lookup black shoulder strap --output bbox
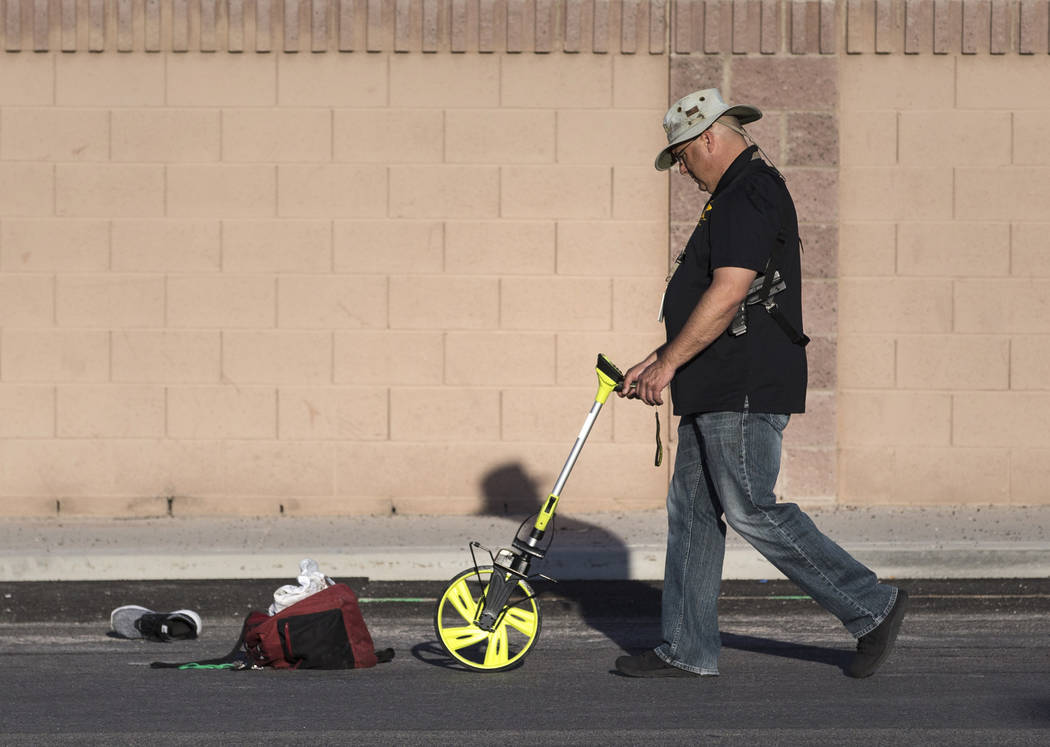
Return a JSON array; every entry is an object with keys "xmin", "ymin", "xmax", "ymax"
[
  {"xmin": 765, "ymin": 301, "xmax": 811, "ymax": 347},
  {"xmin": 756, "ymin": 231, "xmax": 810, "ymax": 348}
]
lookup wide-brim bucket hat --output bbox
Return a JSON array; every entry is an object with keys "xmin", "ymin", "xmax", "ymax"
[{"xmin": 654, "ymin": 88, "xmax": 762, "ymax": 171}]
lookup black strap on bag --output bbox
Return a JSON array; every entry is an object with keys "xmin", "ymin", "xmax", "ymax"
[{"xmin": 150, "ymin": 615, "xmax": 254, "ymax": 670}]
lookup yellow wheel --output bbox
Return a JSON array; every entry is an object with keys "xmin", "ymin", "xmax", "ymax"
[{"xmin": 433, "ymin": 565, "xmax": 542, "ymax": 672}]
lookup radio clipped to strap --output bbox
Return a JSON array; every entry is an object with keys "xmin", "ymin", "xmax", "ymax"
[
  {"xmin": 729, "ymin": 268, "xmax": 785, "ymax": 337},
  {"xmin": 728, "ymin": 234, "xmax": 809, "ymax": 347}
]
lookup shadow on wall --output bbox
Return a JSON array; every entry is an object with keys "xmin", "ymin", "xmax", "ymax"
[{"xmin": 479, "ymin": 462, "xmax": 663, "ymax": 653}]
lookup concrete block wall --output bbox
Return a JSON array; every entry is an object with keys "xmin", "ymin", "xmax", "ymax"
[
  {"xmin": 838, "ymin": 45, "xmax": 1050, "ymax": 506},
  {"xmin": 0, "ymin": 0, "xmax": 1048, "ymax": 517},
  {"xmin": 0, "ymin": 2, "xmax": 678, "ymax": 518}
]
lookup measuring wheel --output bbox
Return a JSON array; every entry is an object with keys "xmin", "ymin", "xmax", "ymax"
[
  {"xmin": 433, "ymin": 355, "xmax": 624, "ymax": 674},
  {"xmin": 433, "ymin": 565, "xmax": 542, "ymax": 672}
]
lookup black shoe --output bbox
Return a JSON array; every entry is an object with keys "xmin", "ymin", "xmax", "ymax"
[
  {"xmin": 615, "ymin": 649, "xmax": 698, "ymax": 678},
  {"xmin": 848, "ymin": 589, "xmax": 909, "ymax": 678}
]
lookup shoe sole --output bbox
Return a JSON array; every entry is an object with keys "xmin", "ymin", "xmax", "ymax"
[
  {"xmin": 110, "ymin": 605, "xmax": 152, "ymax": 639},
  {"xmin": 617, "ymin": 667, "xmax": 698, "ymax": 678},
  {"xmin": 615, "ymin": 654, "xmax": 700, "ymax": 678}
]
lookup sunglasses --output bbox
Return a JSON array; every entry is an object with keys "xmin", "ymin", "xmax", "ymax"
[{"xmin": 669, "ymin": 137, "xmax": 697, "ymax": 165}]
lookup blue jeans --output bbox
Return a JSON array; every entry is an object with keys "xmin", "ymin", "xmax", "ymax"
[{"xmin": 655, "ymin": 408, "xmax": 897, "ymax": 675}]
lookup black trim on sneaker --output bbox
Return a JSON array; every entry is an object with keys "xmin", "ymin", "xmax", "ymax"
[{"xmin": 135, "ymin": 612, "xmax": 199, "ymax": 642}]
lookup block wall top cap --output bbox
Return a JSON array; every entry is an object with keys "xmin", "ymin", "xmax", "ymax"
[{"xmin": 655, "ymin": 89, "xmax": 762, "ymax": 172}]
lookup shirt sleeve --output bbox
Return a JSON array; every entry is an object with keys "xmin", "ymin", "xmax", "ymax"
[{"xmin": 708, "ymin": 176, "xmax": 780, "ymax": 274}]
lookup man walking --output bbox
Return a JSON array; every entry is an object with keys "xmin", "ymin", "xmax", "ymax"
[{"xmin": 614, "ymin": 89, "xmax": 908, "ymax": 679}]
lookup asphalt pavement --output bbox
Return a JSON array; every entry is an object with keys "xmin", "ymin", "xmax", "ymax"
[
  {"xmin": 2, "ymin": 589, "xmax": 1048, "ymax": 745},
  {"xmin": 3, "ymin": 504, "xmax": 1049, "ymax": 743}
]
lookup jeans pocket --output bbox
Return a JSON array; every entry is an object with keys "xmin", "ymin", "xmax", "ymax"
[{"xmin": 760, "ymin": 413, "xmax": 790, "ymax": 432}]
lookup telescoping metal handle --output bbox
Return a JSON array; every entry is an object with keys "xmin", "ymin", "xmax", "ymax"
[{"xmin": 532, "ymin": 355, "xmax": 624, "ymax": 534}]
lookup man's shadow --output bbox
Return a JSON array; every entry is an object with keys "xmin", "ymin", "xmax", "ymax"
[
  {"xmin": 719, "ymin": 632, "xmax": 850, "ymax": 672},
  {"xmin": 478, "ymin": 463, "xmax": 662, "ymax": 653}
]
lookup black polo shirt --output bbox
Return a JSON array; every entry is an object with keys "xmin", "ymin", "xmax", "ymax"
[{"xmin": 661, "ymin": 145, "xmax": 807, "ymax": 415}]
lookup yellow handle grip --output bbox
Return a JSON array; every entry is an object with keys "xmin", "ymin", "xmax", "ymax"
[{"xmin": 595, "ymin": 353, "xmax": 625, "ymax": 405}]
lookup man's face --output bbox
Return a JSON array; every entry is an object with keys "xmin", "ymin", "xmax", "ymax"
[{"xmin": 672, "ymin": 131, "xmax": 715, "ymax": 193}]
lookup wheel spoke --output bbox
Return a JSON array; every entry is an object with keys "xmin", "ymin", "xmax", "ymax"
[
  {"xmin": 483, "ymin": 623, "xmax": 510, "ymax": 669},
  {"xmin": 444, "ymin": 577, "xmax": 480, "ymax": 624},
  {"xmin": 440, "ymin": 625, "xmax": 491, "ymax": 653},
  {"xmin": 502, "ymin": 606, "xmax": 538, "ymax": 638}
]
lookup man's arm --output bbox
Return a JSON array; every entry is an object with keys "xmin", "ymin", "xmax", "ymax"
[{"xmin": 621, "ymin": 266, "xmax": 757, "ymax": 406}]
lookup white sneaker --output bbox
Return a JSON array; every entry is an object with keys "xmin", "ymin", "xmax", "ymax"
[{"xmin": 110, "ymin": 605, "xmax": 202, "ymax": 641}]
